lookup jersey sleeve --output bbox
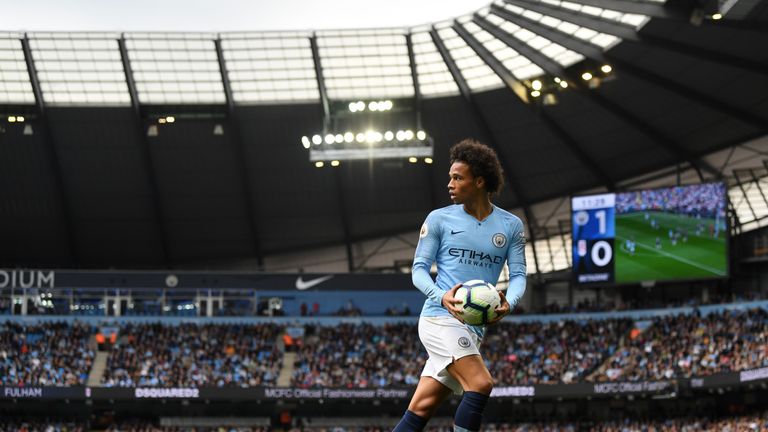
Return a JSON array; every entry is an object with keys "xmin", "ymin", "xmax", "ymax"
[
  {"xmin": 506, "ymin": 218, "xmax": 527, "ymax": 307},
  {"xmin": 411, "ymin": 211, "xmax": 443, "ymax": 303}
]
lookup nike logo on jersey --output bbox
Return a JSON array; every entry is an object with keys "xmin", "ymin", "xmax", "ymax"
[
  {"xmin": 295, "ymin": 275, "xmax": 334, "ymax": 290},
  {"xmin": 451, "ymin": 230, "xmax": 465, "ymax": 235}
]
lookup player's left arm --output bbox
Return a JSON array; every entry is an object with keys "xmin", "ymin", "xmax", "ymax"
[
  {"xmin": 491, "ymin": 219, "xmax": 527, "ymax": 323},
  {"xmin": 505, "ymin": 218, "xmax": 527, "ymax": 308}
]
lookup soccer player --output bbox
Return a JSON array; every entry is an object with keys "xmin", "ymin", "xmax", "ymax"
[{"xmin": 393, "ymin": 139, "xmax": 527, "ymax": 432}]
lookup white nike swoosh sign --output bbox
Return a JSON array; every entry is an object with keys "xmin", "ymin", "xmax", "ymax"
[{"xmin": 295, "ymin": 275, "xmax": 334, "ymax": 290}]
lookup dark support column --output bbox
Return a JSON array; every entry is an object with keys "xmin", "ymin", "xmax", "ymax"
[
  {"xmin": 22, "ymin": 35, "xmax": 78, "ymax": 267},
  {"xmin": 215, "ymin": 38, "xmax": 263, "ymax": 268},
  {"xmin": 407, "ymin": 32, "xmax": 437, "ymax": 209},
  {"xmin": 118, "ymin": 35, "xmax": 171, "ymax": 267},
  {"xmin": 310, "ymin": 34, "xmax": 353, "ymax": 271}
]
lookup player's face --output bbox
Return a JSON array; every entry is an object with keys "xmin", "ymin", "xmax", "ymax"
[{"xmin": 448, "ymin": 162, "xmax": 482, "ymax": 204}]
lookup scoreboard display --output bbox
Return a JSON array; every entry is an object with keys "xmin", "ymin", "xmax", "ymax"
[{"xmin": 571, "ymin": 183, "xmax": 728, "ymax": 285}]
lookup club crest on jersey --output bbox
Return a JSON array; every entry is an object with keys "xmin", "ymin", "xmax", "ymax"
[
  {"xmin": 419, "ymin": 224, "xmax": 429, "ymax": 239},
  {"xmin": 492, "ymin": 233, "xmax": 507, "ymax": 248},
  {"xmin": 458, "ymin": 337, "xmax": 471, "ymax": 348}
]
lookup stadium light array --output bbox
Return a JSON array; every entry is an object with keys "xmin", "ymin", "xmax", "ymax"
[
  {"xmin": 348, "ymin": 100, "xmax": 393, "ymax": 113},
  {"xmin": 601, "ymin": 65, "xmax": 613, "ymax": 74},
  {"xmin": 582, "ymin": 72, "xmax": 593, "ymax": 81},
  {"xmin": 7, "ymin": 116, "xmax": 25, "ymax": 123},
  {"xmin": 303, "ymin": 128, "xmax": 433, "ymax": 163},
  {"xmin": 711, "ymin": 12, "xmax": 722, "ymax": 19}
]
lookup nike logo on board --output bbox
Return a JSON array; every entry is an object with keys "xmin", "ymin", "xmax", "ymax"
[{"xmin": 295, "ymin": 275, "xmax": 334, "ymax": 290}]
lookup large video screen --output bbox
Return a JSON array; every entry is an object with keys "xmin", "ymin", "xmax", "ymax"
[{"xmin": 572, "ymin": 183, "xmax": 728, "ymax": 284}]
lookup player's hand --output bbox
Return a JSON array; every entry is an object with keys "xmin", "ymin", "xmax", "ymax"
[
  {"xmin": 442, "ymin": 283, "xmax": 465, "ymax": 323},
  {"xmin": 488, "ymin": 290, "xmax": 510, "ymax": 325}
]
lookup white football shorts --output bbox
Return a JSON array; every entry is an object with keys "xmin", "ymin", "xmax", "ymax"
[{"xmin": 418, "ymin": 316, "xmax": 482, "ymax": 395}]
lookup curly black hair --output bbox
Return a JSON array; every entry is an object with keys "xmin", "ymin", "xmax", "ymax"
[{"xmin": 449, "ymin": 139, "xmax": 504, "ymax": 195}]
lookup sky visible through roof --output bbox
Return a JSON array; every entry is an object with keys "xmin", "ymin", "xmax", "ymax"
[{"xmin": 1, "ymin": 0, "xmax": 492, "ymax": 32}]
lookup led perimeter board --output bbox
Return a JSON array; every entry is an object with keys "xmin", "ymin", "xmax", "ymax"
[{"xmin": 572, "ymin": 183, "xmax": 728, "ymax": 285}]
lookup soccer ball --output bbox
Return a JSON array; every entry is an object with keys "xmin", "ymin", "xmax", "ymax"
[{"xmin": 454, "ymin": 280, "xmax": 502, "ymax": 325}]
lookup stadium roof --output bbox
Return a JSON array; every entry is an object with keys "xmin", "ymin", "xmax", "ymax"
[{"xmin": 0, "ymin": 0, "xmax": 767, "ymax": 270}]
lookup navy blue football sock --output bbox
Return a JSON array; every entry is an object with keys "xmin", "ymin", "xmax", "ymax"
[
  {"xmin": 393, "ymin": 410, "xmax": 428, "ymax": 432},
  {"xmin": 453, "ymin": 391, "xmax": 489, "ymax": 432}
]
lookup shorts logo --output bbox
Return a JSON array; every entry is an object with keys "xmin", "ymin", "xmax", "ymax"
[
  {"xmin": 419, "ymin": 224, "xmax": 429, "ymax": 239},
  {"xmin": 492, "ymin": 233, "xmax": 507, "ymax": 248},
  {"xmin": 458, "ymin": 337, "xmax": 471, "ymax": 348}
]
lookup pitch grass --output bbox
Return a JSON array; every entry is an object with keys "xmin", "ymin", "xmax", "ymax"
[{"xmin": 614, "ymin": 211, "xmax": 727, "ymax": 283}]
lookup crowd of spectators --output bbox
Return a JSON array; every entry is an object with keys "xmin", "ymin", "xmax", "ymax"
[
  {"xmin": 101, "ymin": 323, "xmax": 283, "ymax": 387},
  {"xmin": 0, "ymin": 321, "xmax": 94, "ymax": 386},
  {"xmin": 291, "ymin": 323, "xmax": 424, "ymax": 388},
  {"xmin": 483, "ymin": 319, "xmax": 632, "ymax": 385},
  {"xmin": 593, "ymin": 308, "xmax": 768, "ymax": 382},
  {"xmin": 0, "ymin": 419, "xmax": 86, "ymax": 432},
  {"xmin": 105, "ymin": 423, "xmax": 268, "ymax": 432},
  {"xmin": 615, "ymin": 184, "xmax": 726, "ymax": 218},
  {"xmin": 2, "ymin": 306, "xmax": 767, "ymax": 389}
]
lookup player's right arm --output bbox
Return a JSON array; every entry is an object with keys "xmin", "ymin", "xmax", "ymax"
[
  {"xmin": 412, "ymin": 212, "xmax": 465, "ymax": 319},
  {"xmin": 411, "ymin": 211, "xmax": 444, "ymax": 303}
]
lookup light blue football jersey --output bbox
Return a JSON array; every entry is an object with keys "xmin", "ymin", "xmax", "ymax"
[{"xmin": 412, "ymin": 204, "xmax": 527, "ymax": 336}]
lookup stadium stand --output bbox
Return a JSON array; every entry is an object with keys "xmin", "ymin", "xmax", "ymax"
[
  {"xmin": 101, "ymin": 323, "xmax": 283, "ymax": 387},
  {"xmin": 0, "ymin": 321, "xmax": 94, "ymax": 386}
]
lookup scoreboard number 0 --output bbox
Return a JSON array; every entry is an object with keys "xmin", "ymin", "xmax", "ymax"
[{"xmin": 591, "ymin": 240, "xmax": 613, "ymax": 267}]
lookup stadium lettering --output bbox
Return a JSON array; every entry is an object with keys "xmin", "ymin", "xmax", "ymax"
[
  {"xmin": 593, "ymin": 381, "xmax": 672, "ymax": 394},
  {"xmin": 134, "ymin": 388, "xmax": 199, "ymax": 398},
  {"xmin": 3, "ymin": 387, "xmax": 43, "ymax": 398},
  {"xmin": 323, "ymin": 389, "xmax": 376, "ymax": 398},
  {"xmin": 740, "ymin": 367, "xmax": 768, "ymax": 382},
  {"xmin": 448, "ymin": 249, "xmax": 502, "ymax": 264},
  {"xmin": 0, "ymin": 270, "xmax": 55, "ymax": 288},
  {"xmin": 264, "ymin": 388, "xmax": 323, "ymax": 398},
  {"xmin": 375, "ymin": 388, "xmax": 409, "ymax": 398},
  {"xmin": 490, "ymin": 386, "xmax": 535, "ymax": 397}
]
